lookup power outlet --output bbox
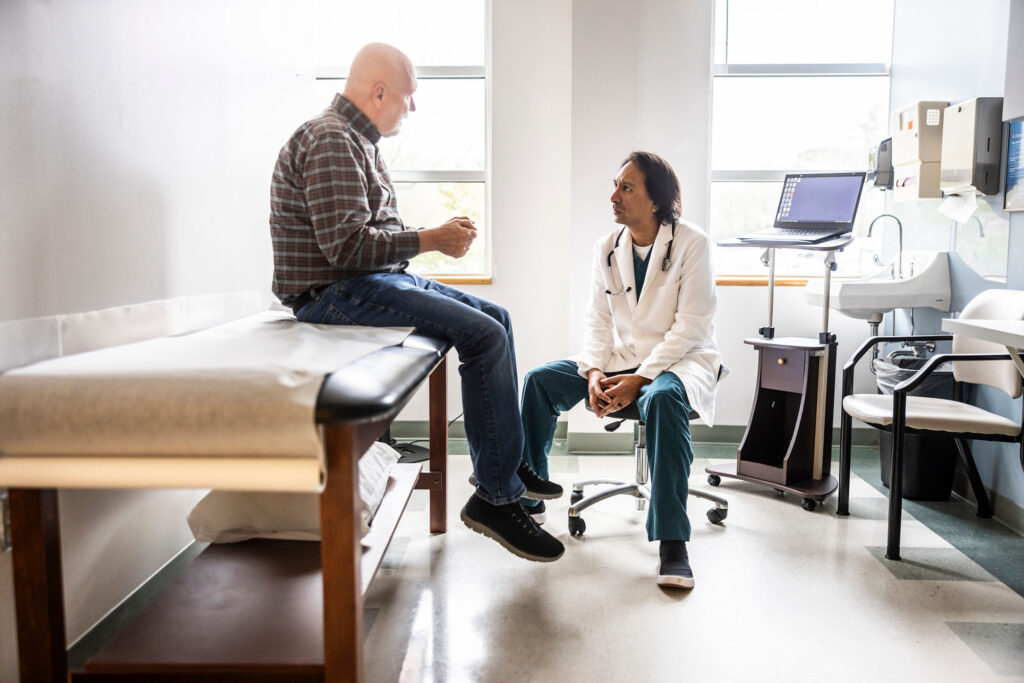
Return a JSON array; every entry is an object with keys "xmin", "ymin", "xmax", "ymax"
[{"xmin": 0, "ymin": 491, "xmax": 9, "ymax": 552}]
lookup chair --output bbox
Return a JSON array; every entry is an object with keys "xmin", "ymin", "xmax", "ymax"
[
  {"xmin": 838, "ymin": 288, "xmax": 1024, "ymax": 560},
  {"xmin": 568, "ymin": 402, "xmax": 728, "ymax": 537}
]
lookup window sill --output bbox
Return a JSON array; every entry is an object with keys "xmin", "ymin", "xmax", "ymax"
[
  {"xmin": 426, "ymin": 275, "xmax": 492, "ymax": 285},
  {"xmin": 715, "ymin": 276, "xmax": 808, "ymax": 287}
]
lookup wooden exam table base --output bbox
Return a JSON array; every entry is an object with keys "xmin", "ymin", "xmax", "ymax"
[{"xmin": 10, "ymin": 357, "xmax": 448, "ymax": 683}]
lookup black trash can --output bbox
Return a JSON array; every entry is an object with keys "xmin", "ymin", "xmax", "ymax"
[{"xmin": 875, "ymin": 356, "xmax": 957, "ymax": 501}]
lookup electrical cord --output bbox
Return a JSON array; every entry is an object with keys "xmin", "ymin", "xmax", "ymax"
[{"xmin": 392, "ymin": 411, "xmax": 465, "ymax": 447}]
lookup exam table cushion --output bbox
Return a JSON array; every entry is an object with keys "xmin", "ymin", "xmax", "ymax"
[
  {"xmin": 842, "ymin": 393, "xmax": 1021, "ymax": 437},
  {"xmin": 187, "ymin": 441, "xmax": 400, "ymax": 542},
  {"xmin": 0, "ymin": 311, "xmax": 412, "ymax": 491}
]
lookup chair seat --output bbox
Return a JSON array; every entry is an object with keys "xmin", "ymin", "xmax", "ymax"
[{"xmin": 843, "ymin": 394, "xmax": 1021, "ymax": 437}]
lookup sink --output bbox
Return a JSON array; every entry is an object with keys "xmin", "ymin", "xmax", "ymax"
[{"xmin": 805, "ymin": 251, "xmax": 951, "ymax": 323}]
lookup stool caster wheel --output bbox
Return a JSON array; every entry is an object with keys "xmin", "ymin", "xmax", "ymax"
[
  {"xmin": 570, "ymin": 490, "xmax": 584, "ymax": 505},
  {"xmin": 707, "ymin": 508, "xmax": 726, "ymax": 524},
  {"xmin": 707, "ymin": 475, "xmax": 721, "ymax": 487},
  {"xmin": 568, "ymin": 516, "xmax": 586, "ymax": 537},
  {"xmin": 801, "ymin": 498, "xmax": 817, "ymax": 511}
]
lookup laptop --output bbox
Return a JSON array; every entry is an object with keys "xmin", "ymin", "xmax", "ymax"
[{"xmin": 738, "ymin": 171, "xmax": 867, "ymax": 244}]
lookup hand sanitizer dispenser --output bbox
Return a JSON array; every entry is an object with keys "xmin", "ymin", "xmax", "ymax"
[
  {"xmin": 940, "ymin": 97, "xmax": 1004, "ymax": 196},
  {"xmin": 891, "ymin": 101, "xmax": 948, "ymax": 201}
]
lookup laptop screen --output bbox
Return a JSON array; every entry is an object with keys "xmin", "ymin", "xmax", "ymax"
[{"xmin": 773, "ymin": 172, "xmax": 867, "ymax": 231}]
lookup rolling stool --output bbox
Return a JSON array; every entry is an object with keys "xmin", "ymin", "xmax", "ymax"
[{"xmin": 569, "ymin": 402, "xmax": 728, "ymax": 536}]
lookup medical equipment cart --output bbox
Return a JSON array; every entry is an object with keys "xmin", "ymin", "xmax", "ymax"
[{"xmin": 706, "ymin": 235, "xmax": 852, "ymax": 510}]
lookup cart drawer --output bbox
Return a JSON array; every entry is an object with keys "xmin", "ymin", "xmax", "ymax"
[{"xmin": 761, "ymin": 347, "xmax": 806, "ymax": 393}]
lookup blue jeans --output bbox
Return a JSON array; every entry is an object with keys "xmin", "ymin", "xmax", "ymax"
[
  {"xmin": 521, "ymin": 359, "xmax": 694, "ymax": 541},
  {"xmin": 295, "ymin": 272, "xmax": 526, "ymax": 505}
]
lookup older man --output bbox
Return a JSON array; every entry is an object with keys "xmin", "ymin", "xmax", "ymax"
[{"xmin": 269, "ymin": 43, "xmax": 563, "ymax": 562}]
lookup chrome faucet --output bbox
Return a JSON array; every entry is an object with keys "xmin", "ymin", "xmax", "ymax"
[
  {"xmin": 868, "ymin": 213, "xmax": 903, "ymax": 280},
  {"xmin": 948, "ymin": 215, "xmax": 985, "ymax": 250}
]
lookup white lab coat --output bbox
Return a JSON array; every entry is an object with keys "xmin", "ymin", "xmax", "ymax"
[{"xmin": 575, "ymin": 220, "xmax": 725, "ymax": 426}]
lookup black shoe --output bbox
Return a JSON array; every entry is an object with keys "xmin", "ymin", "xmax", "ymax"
[
  {"xmin": 468, "ymin": 461, "xmax": 564, "ymax": 500},
  {"xmin": 521, "ymin": 500, "xmax": 547, "ymax": 525},
  {"xmin": 460, "ymin": 494, "xmax": 565, "ymax": 562},
  {"xmin": 657, "ymin": 541, "xmax": 694, "ymax": 589}
]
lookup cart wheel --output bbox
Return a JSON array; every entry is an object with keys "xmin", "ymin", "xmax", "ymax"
[
  {"xmin": 707, "ymin": 475, "xmax": 721, "ymax": 487},
  {"xmin": 568, "ymin": 515, "xmax": 586, "ymax": 537},
  {"xmin": 801, "ymin": 498, "xmax": 817, "ymax": 511},
  {"xmin": 707, "ymin": 508, "xmax": 726, "ymax": 524},
  {"xmin": 570, "ymin": 490, "xmax": 584, "ymax": 505}
]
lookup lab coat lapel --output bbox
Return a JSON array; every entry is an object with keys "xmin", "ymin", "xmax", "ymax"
[
  {"xmin": 612, "ymin": 229, "xmax": 638, "ymax": 311},
  {"xmin": 635, "ymin": 224, "xmax": 671, "ymax": 309}
]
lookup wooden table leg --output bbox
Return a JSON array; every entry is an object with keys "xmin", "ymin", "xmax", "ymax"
[
  {"xmin": 428, "ymin": 355, "xmax": 448, "ymax": 533},
  {"xmin": 320, "ymin": 424, "xmax": 363, "ymax": 683},
  {"xmin": 10, "ymin": 488, "xmax": 68, "ymax": 683}
]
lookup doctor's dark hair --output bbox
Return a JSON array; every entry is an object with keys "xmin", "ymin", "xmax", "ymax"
[{"xmin": 621, "ymin": 151, "xmax": 681, "ymax": 226}]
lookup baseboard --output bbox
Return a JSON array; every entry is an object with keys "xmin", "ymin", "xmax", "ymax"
[
  {"xmin": 952, "ymin": 470, "xmax": 1024, "ymax": 538},
  {"xmin": 388, "ymin": 421, "xmax": 878, "ymax": 450},
  {"xmin": 67, "ymin": 540, "xmax": 208, "ymax": 669}
]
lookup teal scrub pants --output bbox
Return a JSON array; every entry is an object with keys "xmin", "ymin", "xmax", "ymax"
[{"xmin": 520, "ymin": 359, "xmax": 694, "ymax": 542}]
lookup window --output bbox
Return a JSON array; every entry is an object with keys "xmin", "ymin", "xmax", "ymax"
[
  {"xmin": 311, "ymin": 0, "xmax": 487, "ymax": 277},
  {"xmin": 710, "ymin": 0, "xmax": 894, "ymax": 278}
]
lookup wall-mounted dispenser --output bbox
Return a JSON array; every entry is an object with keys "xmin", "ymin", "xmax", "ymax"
[
  {"xmin": 867, "ymin": 137, "xmax": 893, "ymax": 189},
  {"xmin": 940, "ymin": 97, "xmax": 1004, "ymax": 196},
  {"xmin": 891, "ymin": 101, "xmax": 948, "ymax": 201}
]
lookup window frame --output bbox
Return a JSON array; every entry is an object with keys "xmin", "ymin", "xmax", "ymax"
[
  {"xmin": 710, "ymin": 5, "xmax": 894, "ymax": 281},
  {"xmin": 313, "ymin": 61, "xmax": 490, "ymax": 283}
]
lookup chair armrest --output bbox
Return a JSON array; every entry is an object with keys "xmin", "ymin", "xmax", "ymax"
[
  {"xmin": 842, "ymin": 334, "xmax": 953, "ymax": 373},
  {"xmin": 892, "ymin": 351, "xmax": 1024, "ymax": 395}
]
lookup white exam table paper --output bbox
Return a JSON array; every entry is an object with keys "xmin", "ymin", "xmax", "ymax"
[{"xmin": 0, "ymin": 311, "xmax": 413, "ymax": 491}]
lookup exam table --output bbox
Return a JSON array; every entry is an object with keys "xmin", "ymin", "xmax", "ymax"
[{"xmin": 1, "ymin": 308, "xmax": 451, "ymax": 682}]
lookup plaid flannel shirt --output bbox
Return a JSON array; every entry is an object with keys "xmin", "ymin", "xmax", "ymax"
[{"xmin": 269, "ymin": 94, "xmax": 421, "ymax": 305}]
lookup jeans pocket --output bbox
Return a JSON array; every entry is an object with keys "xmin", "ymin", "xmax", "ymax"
[{"xmin": 323, "ymin": 304, "xmax": 357, "ymax": 325}]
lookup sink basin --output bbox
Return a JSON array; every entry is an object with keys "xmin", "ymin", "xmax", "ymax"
[{"xmin": 805, "ymin": 251, "xmax": 951, "ymax": 323}]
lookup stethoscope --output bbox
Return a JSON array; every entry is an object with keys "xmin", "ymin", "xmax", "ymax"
[{"xmin": 604, "ymin": 221, "xmax": 676, "ymax": 296}]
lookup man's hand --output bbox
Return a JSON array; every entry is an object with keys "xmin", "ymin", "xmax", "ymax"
[
  {"xmin": 587, "ymin": 369, "xmax": 611, "ymax": 415},
  {"xmin": 596, "ymin": 373, "xmax": 651, "ymax": 418},
  {"xmin": 418, "ymin": 216, "xmax": 477, "ymax": 258}
]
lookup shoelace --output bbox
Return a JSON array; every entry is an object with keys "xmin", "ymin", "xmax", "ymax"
[
  {"xmin": 513, "ymin": 504, "xmax": 542, "ymax": 536},
  {"xmin": 519, "ymin": 461, "xmax": 546, "ymax": 483}
]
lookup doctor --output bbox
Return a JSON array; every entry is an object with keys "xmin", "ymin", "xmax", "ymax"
[{"xmin": 520, "ymin": 151, "xmax": 723, "ymax": 588}]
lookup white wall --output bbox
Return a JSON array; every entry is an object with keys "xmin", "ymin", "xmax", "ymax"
[
  {"xmin": 0, "ymin": 0, "xmax": 363, "ymax": 676},
  {"xmin": 889, "ymin": 0, "xmax": 1024, "ymax": 510}
]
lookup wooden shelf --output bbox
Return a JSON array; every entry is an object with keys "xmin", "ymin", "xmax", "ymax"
[{"xmin": 74, "ymin": 464, "xmax": 422, "ymax": 681}]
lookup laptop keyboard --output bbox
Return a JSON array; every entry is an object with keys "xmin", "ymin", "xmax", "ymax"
[{"xmin": 737, "ymin": 228, "xmax": 842, "ymax": 244}]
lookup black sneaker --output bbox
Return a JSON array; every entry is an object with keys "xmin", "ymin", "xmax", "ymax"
[
  {"xmin": 521, "ymin": 500, "xmax": 547, "ymax": 525},
  {"xmin": 460, "ymin": 494, "xmax": 565, "ymax": 562},
  {"xmin": 657, "ymin": 540, "xmax": 694, "ymax": 589},
  {"xmin": 468, "ymin": 460, "xmax": 564, "ymax": 500}
]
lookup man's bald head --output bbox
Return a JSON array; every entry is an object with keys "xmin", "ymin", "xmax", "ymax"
[{"xmin": 343, "ymin": 43, "xmax": 417, "ymax": 137}]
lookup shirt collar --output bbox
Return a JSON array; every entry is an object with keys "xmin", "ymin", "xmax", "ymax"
[{"xmin": 331, "ymin": 93, "xmax": 382, "ymax": 144}]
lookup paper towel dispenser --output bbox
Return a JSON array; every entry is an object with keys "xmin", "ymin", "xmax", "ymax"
[
  {"xmin": 892, "ymin": 101, "xmax": 948, "ymax": 201},
  {"xmin": 940, "ymin": 97, "xmax": 1003, "ymax": 196}
]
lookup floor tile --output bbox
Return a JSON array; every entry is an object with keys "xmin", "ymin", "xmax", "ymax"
[
  {"xmin": 946, "ymin": 622, "xmax": 1024, "ymax": 676},
  {"xmin": 361, "ymin": 447, "xmax": 1024, "ymax": 682},
  {"xmin": 866, "ymin": 546, "xmax": 997, "ymax": 581}
]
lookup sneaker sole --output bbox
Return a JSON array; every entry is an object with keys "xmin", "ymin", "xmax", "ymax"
[
  {"xmin": 656, "ymin": 572, "xmax": 695, "ymax": 589},
  {"xmin": 460, "ymin": 507, "xmax": 564, "ymax": 563},
  {"xmin": 467, "ymin": 474, "xmax": 564, "ymax": 501},
  {"xmin": 522, "ymin": 490, "xmax": 562, "ymax": 501}
]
